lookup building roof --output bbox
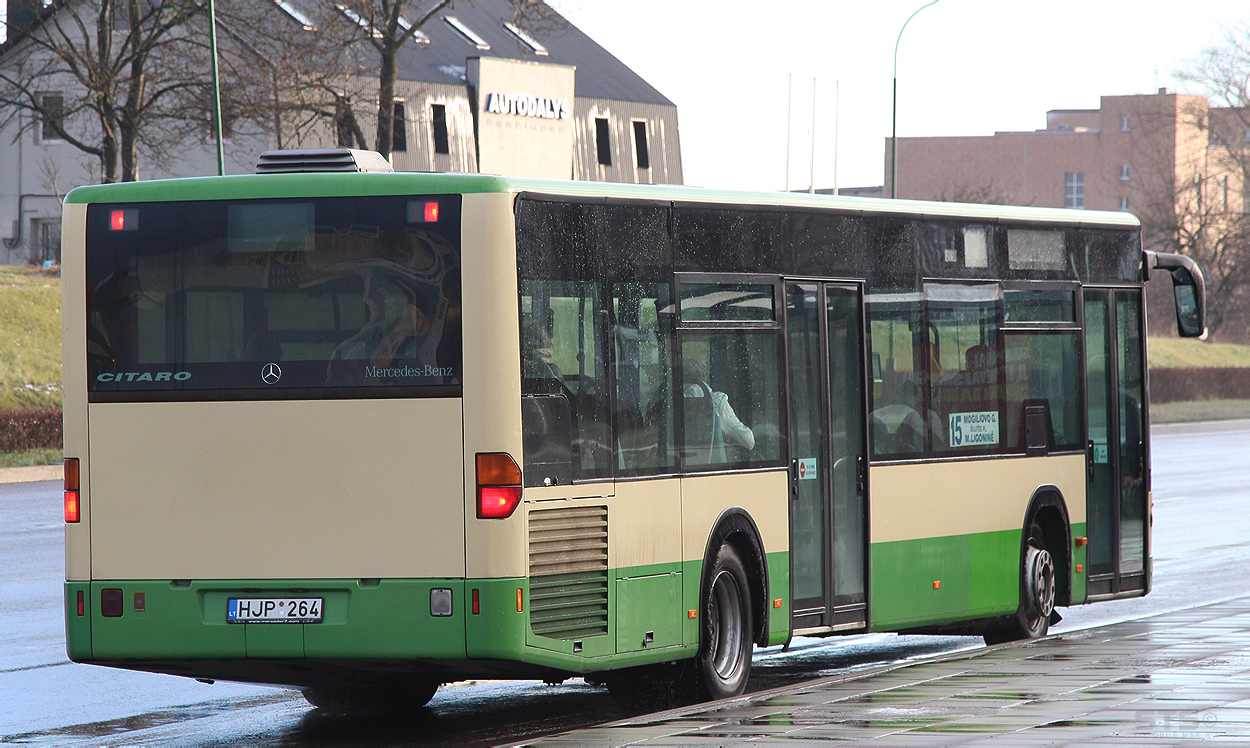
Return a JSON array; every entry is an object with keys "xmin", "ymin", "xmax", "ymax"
[{"xmin": 289, "ymin": 0, "xmax": 676, "ymax": 107}]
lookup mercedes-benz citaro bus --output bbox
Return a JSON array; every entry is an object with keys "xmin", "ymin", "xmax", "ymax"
[{"xmin": 62, "ymin": 148, "xmax": 1206, "ymax": 711}]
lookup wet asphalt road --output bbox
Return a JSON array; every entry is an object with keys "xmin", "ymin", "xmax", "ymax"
[{"xmin": 2, "ymin": 421, "xmax": 1248, "ymax": 746}]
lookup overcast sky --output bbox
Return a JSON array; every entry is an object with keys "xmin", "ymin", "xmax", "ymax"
[{"xmin": 550, "ymin": 0, "xmax": 1250, "ymax": 192}]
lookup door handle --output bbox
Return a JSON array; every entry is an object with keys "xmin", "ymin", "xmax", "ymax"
[
  {"xmin": 856, "ymin": 455, "xmax": 866, "ymax": 495},
  {"xmin": 1086, "ymin": 440, "xmax": 1096, "ymax": 482},
  {"xmin": 789, "ymin": 459, "xmax": 799, "ymax": 497}
]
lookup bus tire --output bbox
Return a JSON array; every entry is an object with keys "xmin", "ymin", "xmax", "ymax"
[
  {"xmin": 694, "ymin": 543, "xmax": 753, "ymax": 700},
  {"xmin": 985, "ymin": 521, "xmax": 1056, "ymax": 645},
  {"xmin": 303, "ymin": 680, "xmax": 438, "ymax": 713}
]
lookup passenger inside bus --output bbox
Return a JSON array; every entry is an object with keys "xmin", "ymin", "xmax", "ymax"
[
  {"xmin": 682, "ymin": 358, "xmax": 756, "ymax": 464},
  {"xmin": 872, "ymin": 377, "xmax": 942, "ymax": 454},
  {"xmin": 521, "ymin": 316, "xmax": 566, "ymax": 385}
]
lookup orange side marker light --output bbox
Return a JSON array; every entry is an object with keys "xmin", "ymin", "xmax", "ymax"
[
  {"xmin": 773, "ymin": 598, "xmax": 783, "ymax": 608},
  {"xmin": 688, "ymin": 609, "xmax": 697, "ymax": 619},
  {"xmin": 516, "ymin": 588, "xmax": 523, "ymax": 612},
  {"xmin": 1075, "ymin": 564, "xmax": 1083, "ymax": 573},
  {"xmin": 933, "ymin": 580, "xmax": 941, "ymax": 590},
  {"xmin": 1074, "ymin": 537, "xmax": 1088, "ymax": 547}
]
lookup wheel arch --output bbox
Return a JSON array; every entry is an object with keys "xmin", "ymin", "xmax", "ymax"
[
  {"xmin": 701, "ymin": 507, "xmax": 770, "ymax": 646},
  {"xmin": 1022, "ymin": 485, "xmax": 1073, "ymax": 607}
]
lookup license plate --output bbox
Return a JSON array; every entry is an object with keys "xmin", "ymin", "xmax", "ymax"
[{"xmin": 227, "ymin": 597, "xmax": 322, "ymax": 623}]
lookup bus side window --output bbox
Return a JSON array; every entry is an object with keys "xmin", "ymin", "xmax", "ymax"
[
  {"xmin": 1003, "ymin": 331, "xmax": 1082, "ymax": 452},
  {"xmin": 612, "ymin": 282, "xmax": 678, "ymax": 475},
  {"xmin": 678, "ymin": 330, "xmax": 783, "ymax": 470},
  {"xmin": 868, "ymin": 297, "xmax": 929, "ymax": 457},
  {"xmin": 520, "ymin": 281, "xmax": 613, "ymax": 484},
  {"xmin": 927, "ymin": 283, "xmax": 1002, "ymax": 455}
]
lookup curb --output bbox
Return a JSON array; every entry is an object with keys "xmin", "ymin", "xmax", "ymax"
[
  {"xmin": 0, "ymin": 464, "xmax": 61, "ymax": 484},
  {"xmin": 1151, "ymin": 417, "xmax": 1250, "ymax": 435}
]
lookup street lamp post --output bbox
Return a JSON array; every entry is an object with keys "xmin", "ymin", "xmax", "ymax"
[
  {"xmin": 208, "ymin": 0, "xmax": 225, "ymax": 176},
  {"xmin": 891, "ymin": 0, "xmax": 939, "ymax": 199}
]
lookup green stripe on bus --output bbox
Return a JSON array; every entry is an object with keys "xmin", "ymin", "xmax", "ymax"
[
  {"xmin": 868, "ymin": 530, "xmax": 1020, "ymax": 630},
  {"xmin": 869, "ymin": 523, "xmax": 1091, "ymax": 630}
]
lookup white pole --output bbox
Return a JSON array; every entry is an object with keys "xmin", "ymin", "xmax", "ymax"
[
  {"xmin": 833, "ymin": 80, "xmax": 840, "ymax": 194},
  {"xmin": 809, "ymin": 77, "xmax": 817, "ymax": 194},
  {"xmin": 785, "ymin": 74, "xmax": 792, "ymax": 192}
]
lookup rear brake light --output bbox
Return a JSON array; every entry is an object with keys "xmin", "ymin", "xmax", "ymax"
[
  {"xmin": 424, "ymin": 201, "xmax": 439, "ymax": 222},
  {"xmin": 64, "ymin": 458, "xmax": 80, "ymax": 523},
  {"xmin": 76, "ymin": 590, "xmax": 85, "ymax": 616},
  {"xmin": 476, "ymin": 453, "xmax": 522, "ymax": 519},
  {"xmin": 109, "ymin": 209, "xmax": 137, "ymax": 231}
]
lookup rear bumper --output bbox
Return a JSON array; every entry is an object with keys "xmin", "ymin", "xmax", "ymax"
[
  {"xmin": 64, "ymin": 576, "xmax": 702, "ymax": 686},
  {"xmin": 65, "ymin": 578, "xmax": 532, "ymax": 681}
]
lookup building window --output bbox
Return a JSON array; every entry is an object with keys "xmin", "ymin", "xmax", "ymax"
[
  {"xmin": 632, "ymin": 120, "xmax": 650, "ymax": 170},
  {"xmin": 444, "ymin": 16, "xmax": 490, "ymax": 50},
  {"xmin": 334, "ymin": 99, "xmax": 358, "ymax": 148},
  {"xmin": 431, "ymin": 103, "xmax": 449, "ymax": 155},
  {"xmin": 1119, "ymin": 115, "xmax": 1130, "ymax": 132},
  {"xmin": 1119, "ymin": 163, "xmax": 1130, "ymax": 181},
  {"xmin": 1119, "ymin": 196, "xmax": 1130, "ymax": 212},
  {"xmin": 392, "ymin": 101, "xmax": 407, "ymax": 152},
  {"xmin": 34, "ymin": 218, "xmax": 61, "ymax": 264},
  {"xmin": 1064, "ymin": 172, "xmax": 1085, "ymax": 209},
  {"xmin": 40, "ymin": 93, "xmax": 64, "ymax": 141},
  {"xmin": 208, "ymin": 102, "xmax": 234, "ymax": 141},
  {"xmin": 595, "ymin": 117, "xmax": 612, "ymax": 166},
  {"xmin": 503, "ymin": 21, "xmax": 548, "ymax": 55}
]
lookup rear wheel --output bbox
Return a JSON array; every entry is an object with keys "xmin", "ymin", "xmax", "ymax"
[
  {"xmin": 985, "ymin": 522, "xmax": 1056, "ymax": 645},
  {"xmin": 303, "ymin": 680, "xmax": 439, "ymax": 714},
  {"xmin": 693, "ymin": 543, "xmax": 753, "ymax": 700}
]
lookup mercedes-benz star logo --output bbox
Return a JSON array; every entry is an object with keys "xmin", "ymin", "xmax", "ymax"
[{"xmin": 261, "ymin": 363, "xmax": 282, "ymax": 385}]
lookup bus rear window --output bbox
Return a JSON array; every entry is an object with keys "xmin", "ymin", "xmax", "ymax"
[{"xmin": 85, "ymin": 196, "xmax": 462, "ymax": 400}]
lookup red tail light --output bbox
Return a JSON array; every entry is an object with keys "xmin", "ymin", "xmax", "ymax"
[
  {"xmin": 424, "ymin": 201, "xmax": 439, "ymax": 223},
  {"xmin": 476, "ymin": 453, "xmax": 522, "ymax": 519},
  {"xmin": 64, "ymin": 458, "xmax": 80, "ymax": 523}
]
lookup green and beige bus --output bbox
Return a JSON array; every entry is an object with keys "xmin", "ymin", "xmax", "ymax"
[{"xmin": 61, "ymin": 149, "xmax": 1205, "ymax": 709}]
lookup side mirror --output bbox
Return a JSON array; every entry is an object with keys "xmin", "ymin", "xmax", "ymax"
[
  {"xmin": 1146, "ymin": 251, "xmax": 1207, "ymax": 339},
  {"xmin": 1171, "ymin": 268, "xmax": 1203, "ymax": 338}
]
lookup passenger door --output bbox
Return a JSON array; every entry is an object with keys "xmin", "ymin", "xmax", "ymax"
[
  {"xmin": 786, "ymin": 281, "xmax": 869, "ymax": 631},
  {"xmin": 1083, "ymin": 288, "xmax": 1148, "ymax": 596}
]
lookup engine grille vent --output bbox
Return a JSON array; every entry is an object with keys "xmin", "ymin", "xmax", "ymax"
[
  {"xmin": 254, "ymin": 148, "xmax": 394, "ymax": 174},
  {"xmin": 528, "ymin": 505, "xmax": 608, "ymax": 640}
]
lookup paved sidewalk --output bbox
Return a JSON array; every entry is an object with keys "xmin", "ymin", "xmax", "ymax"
[
  {"xmin": 532, "ymin": 596, "xmax": 1250, "ymax": 745},
  {"xmin": 0, "ymin": 464, "xmax": 60, "ymax": 484}
]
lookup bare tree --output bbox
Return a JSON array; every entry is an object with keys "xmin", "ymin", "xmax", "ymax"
[
  {"xmin": 1131, "ymin": 27, "xmax": 1250, "ymax": 339},
  {"xmin": 206, "ymin": 1, "xmax": 372, "ymax": 152},
  {"xmin": 935, "ymin": 178, "xmax": 1022, "ymax": 206},
  {"xmin": 0, "ymin": 0, "xmax": 211, "ymax": 182}
]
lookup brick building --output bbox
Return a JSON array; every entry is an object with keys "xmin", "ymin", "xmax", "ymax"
[{"xmin": 886, "ymin": 89, "xmax": 1245, "ymax": 216}]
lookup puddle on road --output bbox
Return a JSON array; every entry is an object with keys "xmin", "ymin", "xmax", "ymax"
[{"xmin": 1, "ymin": 693, "xmax": 292, "ymax": 743}]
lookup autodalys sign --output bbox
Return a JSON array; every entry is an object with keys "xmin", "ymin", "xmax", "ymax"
[{"xmin": 484, "ymin": 92, "xmax": 571, "ymax": 120}]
